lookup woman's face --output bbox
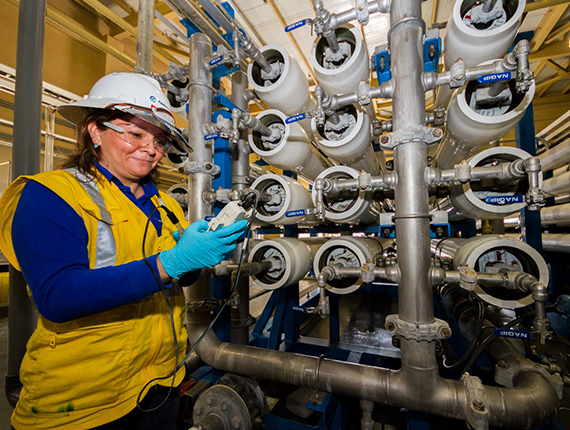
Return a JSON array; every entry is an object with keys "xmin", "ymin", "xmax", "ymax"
[{"xmin": 87, "ymin": 116, "xmax": 166, "ymax": 187}]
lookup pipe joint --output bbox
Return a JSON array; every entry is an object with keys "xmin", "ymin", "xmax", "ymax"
[{"xmin": 495, "ymin": 357, "xmax": 564, "ymax": 400}]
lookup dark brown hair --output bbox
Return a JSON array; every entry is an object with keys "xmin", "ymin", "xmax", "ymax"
[{"xmin": 62, "ymin": 109, "xmax": 160, "ymax": 183}]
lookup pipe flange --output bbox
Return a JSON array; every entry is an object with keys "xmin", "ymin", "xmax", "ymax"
[
  {"xmin": 461, "ymin": 373, "xmax": 489, "ymax": 430},
  {"xmin": 384, "ymin": 314, "xmax": 452, "ymax": 342},
  {"xmin": 494, "ymin": 358, "xmax": 564, "ymax": 399},
  {"xmin": 379, "ymin": 125, "xmax": 443, "ymax": 150},
  {"xmin": 183, "ymin": 160, "xmax": 221, "ymax": 176}
]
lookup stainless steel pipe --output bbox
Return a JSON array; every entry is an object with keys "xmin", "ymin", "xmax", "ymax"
[
  {"xmin": 185, "ymin": 33, "xmax": 215, "ymax": 306},
  {"xmin": 230, "ymin": 71, "xmax": 251, "ymax": 345}
]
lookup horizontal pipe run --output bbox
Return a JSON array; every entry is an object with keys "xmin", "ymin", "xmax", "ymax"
[
  {"xmin": 542, "ymin": 170, "xmax": 570, "ymax": 196},
  {"xmin": 188, "ymin": 319, "xmax": 559, "ymax": 429}
]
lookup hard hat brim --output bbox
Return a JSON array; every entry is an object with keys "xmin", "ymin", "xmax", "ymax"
[{"xmin": 58, "ymin": 99, "xmax": 192, "ymax": 153}]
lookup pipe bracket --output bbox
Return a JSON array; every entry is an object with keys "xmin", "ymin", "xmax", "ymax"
[
  {"xmin": 461, "ymin": 373, "xmax": 489, "ymax": 430},
  {"xmin": 379, "ymin": 126, "xmax": 443, "ymax": 150},
  {"xmin": 384, "ymin": 314, "xmax": 451, "ymax": 342}
]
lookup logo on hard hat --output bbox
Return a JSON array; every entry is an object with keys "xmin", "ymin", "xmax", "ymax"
[{"xmin": 150, "ymin": 96, "xmax": 169, "ymax": 110}]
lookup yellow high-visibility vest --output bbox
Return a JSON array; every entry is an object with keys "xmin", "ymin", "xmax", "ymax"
[{"xmin": 0, "ymin": 169, "xmax": 188, "ymax": 429}]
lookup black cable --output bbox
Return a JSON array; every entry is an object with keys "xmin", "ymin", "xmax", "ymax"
[
  {"xmin": 443, "ymin": 298, "xmax": 485, "ymax": 372},
  {"xmin": 461, "ymin": 310, "xmax": 538, "ymax": 375},
  {"xmin": 137, "ymin": 205, "xmax": 179, "ymax": 412},
  {"xmin": 136, "ymin": 194, "xmax": 260, "ymax": 411}
]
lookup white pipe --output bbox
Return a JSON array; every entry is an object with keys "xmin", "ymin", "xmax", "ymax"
[
  {"xmin": 434, "ymin": 64, "xmax": 536, "ymax": 169},
  {"xmin": 249, "ymin": 238, "xmax": 322, "ymax": 290},
  {"xmin": 538, "ymin": 138, "xmax": 570, "ymax": 172},
  {"xmin": 431, "ymin": 234, "xmax": 549, "ymax": 308},
  {"xmin": 248, "ymin": 109, "xmax": 329, "ymax": 181},
  {"xmin": 541, "ymin": 202, "xmax": 570, "ymax": 226},
  {"xmin": 447, "ymin": 147, "xmax": 538, "ymax": 219},
  {"xmin": 251, "ymin": 174, "xmax": 316, "ymax": 225},
  {"xmin": 313, "ymin": 236, "xmax": 386, "ymax": 295},
  {"xmin": 312, "ymin": 166, "xmax": 381, "ymax": 224},
  {"xmin": 542, "ymin": 234, "xmax": 570, "ymax": 253},
  {"xmin": 542, "ymin": 170, "xmax": 570, "ymax": 197},
  {"xmin": 312, "ymin": 106, "xmax": 381, "ymax": 175},
  {"xmin": 310, "ymin": 25, "xmax": 370, "ymax": 97}
]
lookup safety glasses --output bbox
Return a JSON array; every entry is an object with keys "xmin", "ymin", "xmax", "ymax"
[{"xmin": 101, "ymin": 121, "xmax": 172, "ymax": 153}]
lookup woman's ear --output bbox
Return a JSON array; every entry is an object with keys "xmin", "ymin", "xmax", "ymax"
[{"xmin": 87, "ymin": 122, "xmax": 102, "ymax": 147}]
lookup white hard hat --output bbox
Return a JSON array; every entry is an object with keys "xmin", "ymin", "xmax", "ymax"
[{"xmin": 58, "ymin": 72, "xmax": 190, "ymax": 152}]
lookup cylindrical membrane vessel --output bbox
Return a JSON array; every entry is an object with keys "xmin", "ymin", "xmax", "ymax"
[
  {"xmin": 310, "ymin": 25, "xmax": 370, "ymax": 96},
  {"xmin": 433, "ymin": 67, "xmax": 535, "ymax": 169},
  {"xmin": 251, "ymin": 173, "xmax": 316, "ymax": 225},
  {"xmin": 447, "ymin": 147, "xmax": 540, "ymax": 219},
  {"xmin": 249, "ymin": 109, "xmax": 329, "ymax": 181},
  {"xmin": 313, "ymin": 236, "xmax": 387, "ymax": 295},
  {"xmin": 443, "ymin": 0, "xmax": 525, "ymax": 70},
  {"xmin": 312, "ymin": 105, "xmax": 381, "ymax": 175},
  {"xmin": 312, "ymin": 166, "xmax": 381, "ymax": 224},
  {"xmin": 247, "ymin": 45, "xmax": 315, "ymax": 133},
  {"xmin": 249, "ymin": 238, "xmax": 322, "ymax": 290},
  {"xmin": 431, "ymin": 235, "xmax": 549, "ymax": 308}
]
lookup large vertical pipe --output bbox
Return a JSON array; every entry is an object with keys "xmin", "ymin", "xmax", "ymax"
[
  {"xmin": 6, "ymin": 0, "xmax": 45, "ymax": 405},
  {"xmin": 230, "ymin": 71, "xmax": 251, "ymax": 344},
  {"xmin": 390, "ymin": 1, "xmax": 435, "ymax": 371},
  {"xmin": 136, "ymin": 0, "xmax": 155, "ymax": 72},
  {"xmin": 185, "ymin": 34, "xmax": 214, "ymax": 309}
]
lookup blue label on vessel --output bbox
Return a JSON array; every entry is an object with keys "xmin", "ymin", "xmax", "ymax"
[
  {"xmin": 292, "ymin": 305, "xmax": 307, "ymax": 313},
  {"xmin": 484, "ymin": 195, "xmax": 524, "ymax": 205},
  {"xmin": 286, "ymin": 113, "xmax": 306, "ymax": 124},
  {"xmin": 205, "ymin": 216, "xmax": 214, "ymax": 221},
  {"xmin": 286, "ymin": 209, "xmax": 306, "ymax": 217},
  {"xmin": 205, "ymin": 133, "xmax": 220, "ymax": 140},
  {"xmin": 494, "ymin": 328, "xmax": 531, "ymax": 339},
  {"xmin": 209, "ymin": 56, "xmax": 223, "ymax": 66},
  {"xmin": 285, "ymin": 19, "xmax": 307, "ymax": 32},
  {"xmin": 477, "ymin": 72, "xmax": 512, "ymax": 83}
]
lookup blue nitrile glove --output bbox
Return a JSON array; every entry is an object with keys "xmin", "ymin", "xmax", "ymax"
[{"xmin": 160, "ymin": 219, "xmax": 248, "ymax": 280}]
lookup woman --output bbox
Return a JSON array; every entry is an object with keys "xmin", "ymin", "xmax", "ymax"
[{"xmin": 0, "ymin": 72, "xmax": 247, "ymax": 429}]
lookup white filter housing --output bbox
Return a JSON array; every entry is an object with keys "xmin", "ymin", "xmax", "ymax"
[
  {"xmin": 251, "ymin": 174, "xmax": 316, "ymax": 225},
  {"xmin": 310, "ymin": 26, "xmax": 370, "ymax": 96},
  {"xmin": 312, "ymin": 166, "xmax": 380, "ymax": 224},
  {"xmin": 247, "ymin": 45, "xmax": 315, "ymax": 117},
  {"xmin": 444, "ymin": 0, "xmax": 525, "ymax": 70},
  {"xmin": 434, "ymin": 68, "xmax": 535, "ymax": 169},
  {"xmin": 312, "ymin": 107, "xmax": 380, "ymax": 175},
  {"xmin": 249, "ymin": 110, "xmax": 329, "ymax": 181},
  {"xmin": 431, "ymin": 235, "xmax": 549, "ymax": 308},
  {"xmin": 313, "ymin": 236, "xmax": 384, "ymax": 295},
  {"xmin": 249, "ymin": 238, "xmax": 315, "ymax": 290},
  {"xmin": 449, "ymin": 147, "xmax": 539, "ymax": 220}
]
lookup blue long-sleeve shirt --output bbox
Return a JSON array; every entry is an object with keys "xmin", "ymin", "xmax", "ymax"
[{"xmin": 11, "ymin": 165, "xmax": 192, "ymax": 323}]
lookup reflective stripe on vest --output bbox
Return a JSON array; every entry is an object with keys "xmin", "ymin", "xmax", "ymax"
[{"xmin": 65, "ymin": 168, "xmax": 117, "ymax": 268}]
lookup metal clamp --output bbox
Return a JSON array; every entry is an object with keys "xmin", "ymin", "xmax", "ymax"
[
  {"xmin": 461, "ymin": 373, "xmax": 489, "ymax": 430},
  {"xmin": 454, "ymin": 162, "xmax": 472, "ymax": 184},
  {"xmin": 184, "ymin": 160, "xmax": 221, "ymax": 176},
  {"xmin": 361, "ymin": 261, "xmax": 375, "ymax": 283},
  {"xmin": 384, "ymin": 314, "xmax": 452, "ymax": 342},
  {"xmin": 458, "ymin": 265, "xmax": 478, "ymax": 291},
  {"xmin": 355, "ymin": 0, "xmax": 370, "ymax": 25},
  {"xmin": 310, "ymin": 355, "xmax": 327, "ymax": 404},
  {"xmin": 379, "ymin": 125, "xmax": 443, "ymax": 150},
  {"xmin": 357, "ymin": 80, "xmax": 371, "ymax": 106},
  {"xmin": 494, "ymin": 358, "xmax": 564, "ymax": 399}
]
